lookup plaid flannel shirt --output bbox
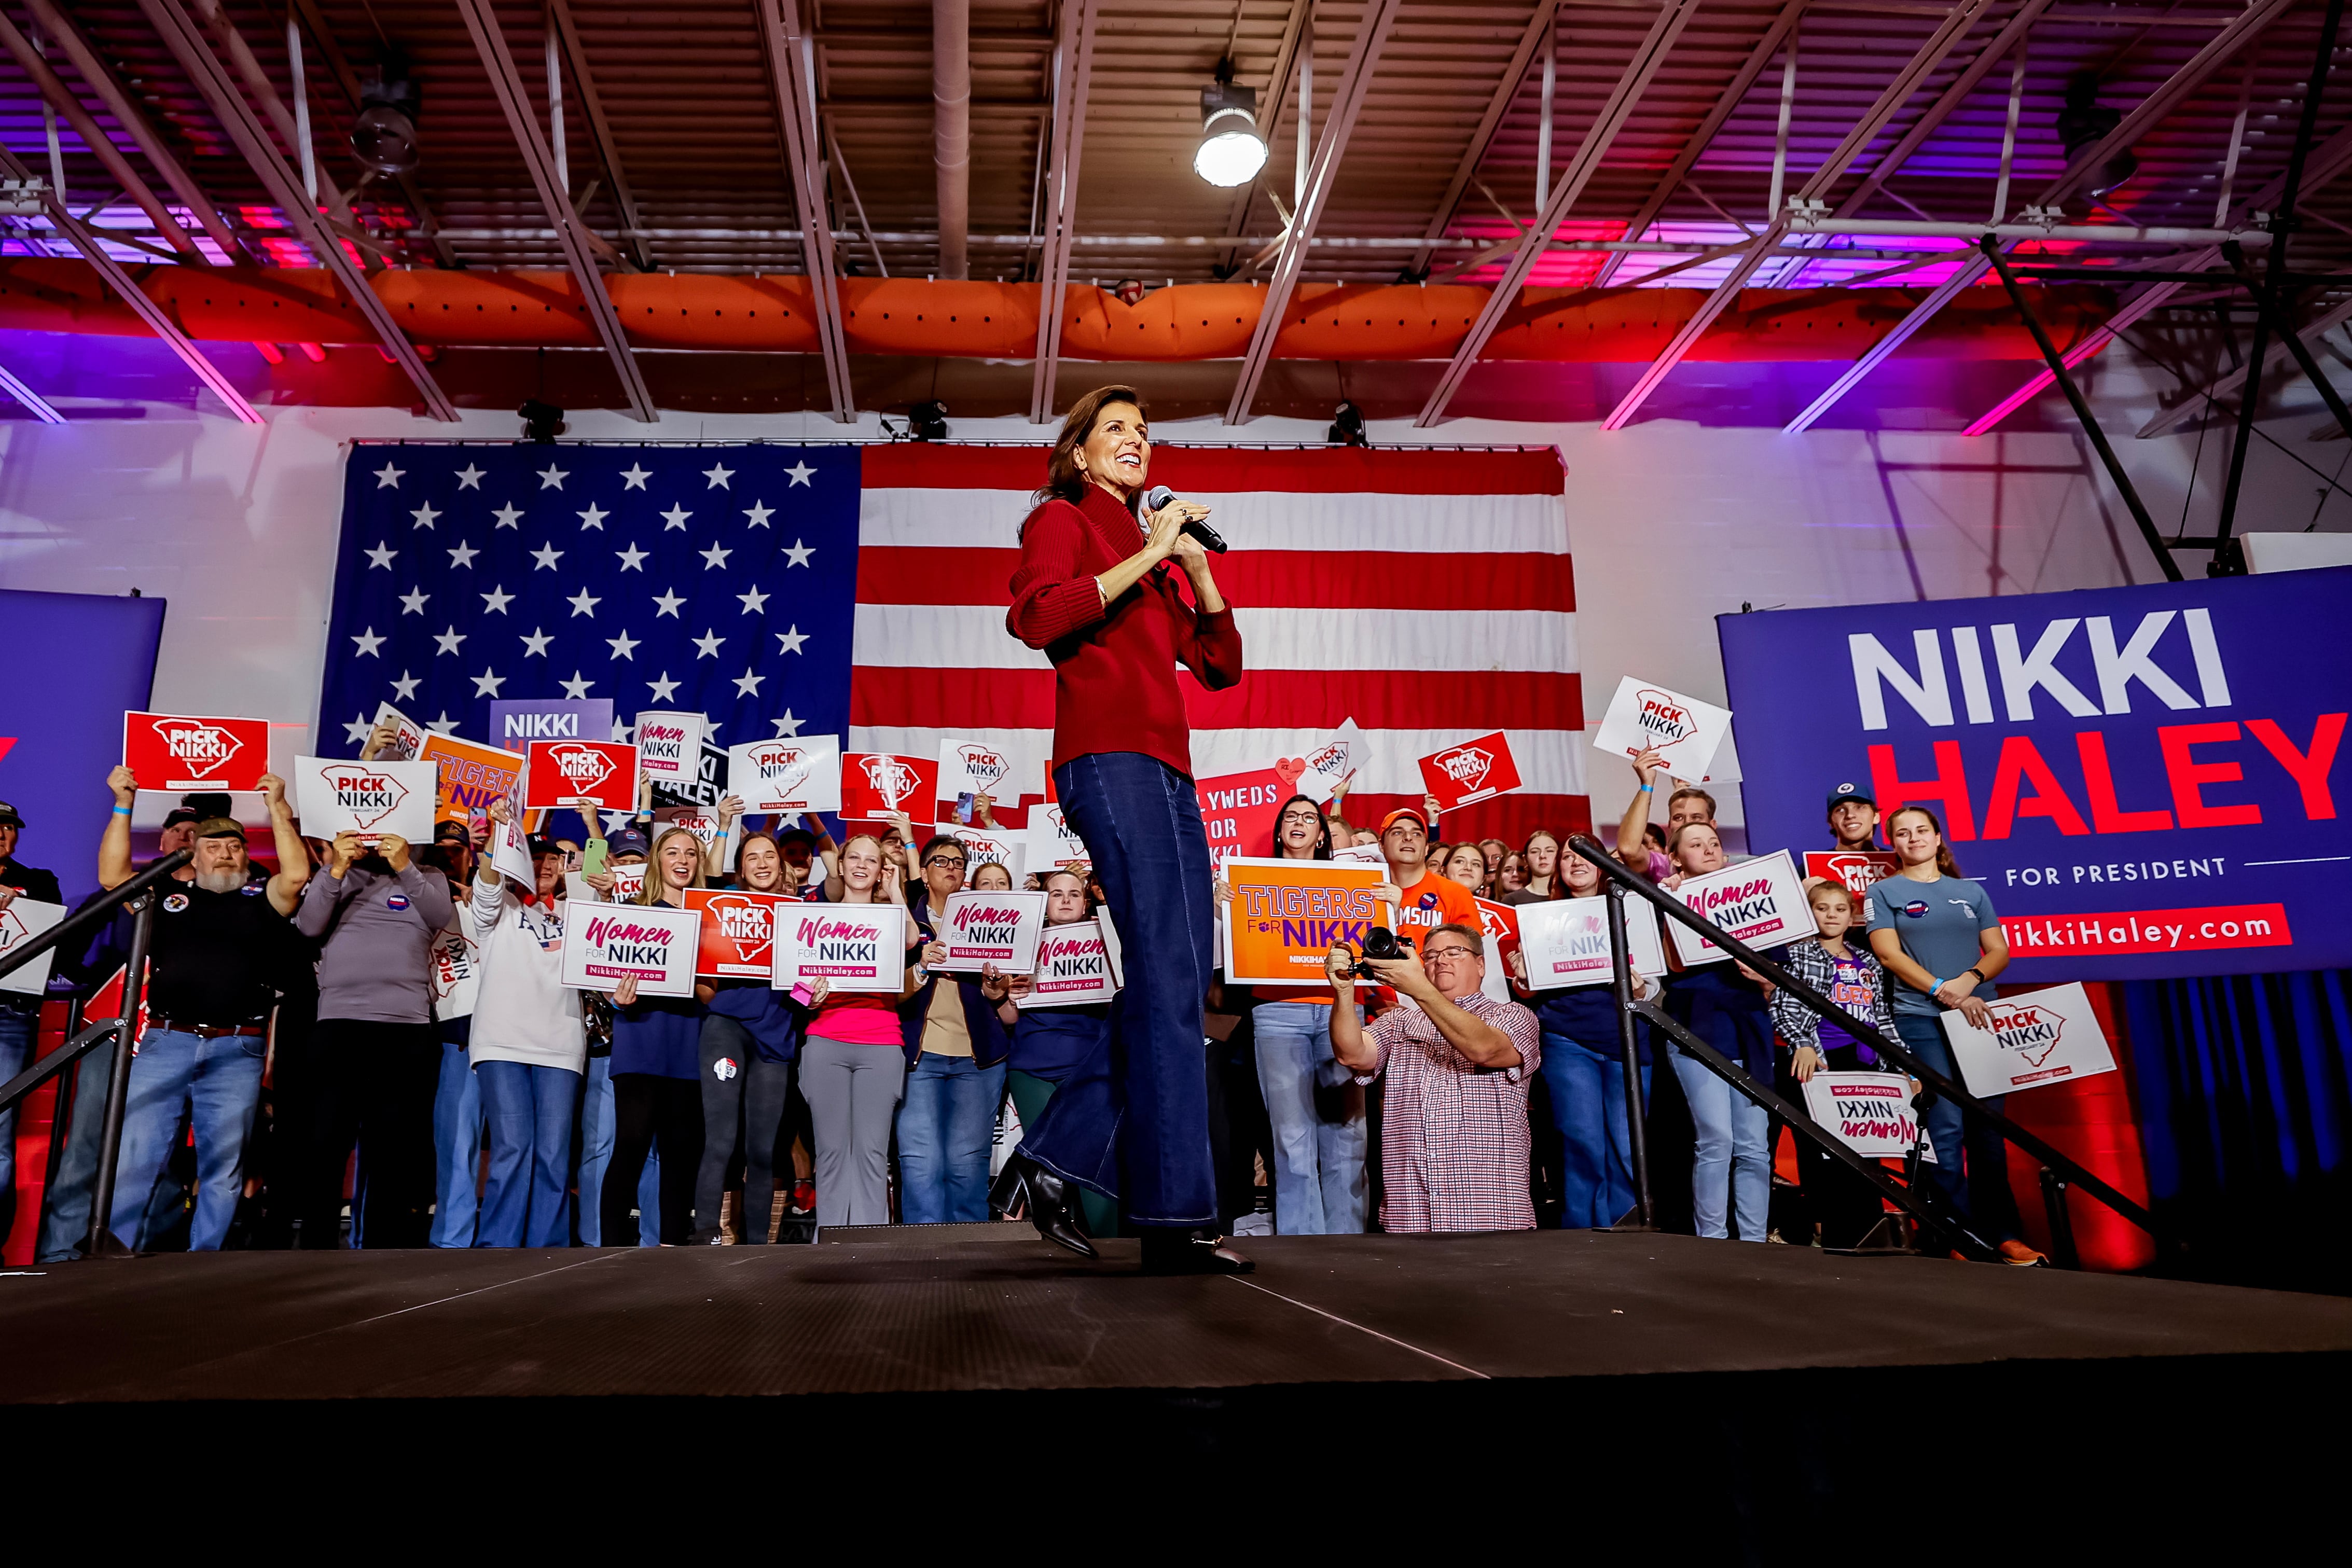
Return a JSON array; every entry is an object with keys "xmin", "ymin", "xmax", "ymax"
[{"xmin": 1767, "ymin": 938, "xmax": 1890, "ymax": 1055}]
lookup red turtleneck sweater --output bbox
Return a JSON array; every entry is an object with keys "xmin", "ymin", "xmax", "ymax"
[{"xmin": 1006, "ymin": 484, "xmax": 1244, "ymax": 779}]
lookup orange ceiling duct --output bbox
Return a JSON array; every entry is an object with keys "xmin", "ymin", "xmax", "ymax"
[{"xmin": 0, "ymin": 259, "xmax": 2110, "ymax": 363}]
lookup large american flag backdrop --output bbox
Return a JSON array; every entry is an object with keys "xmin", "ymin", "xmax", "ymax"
[{"xmin": 319, "ymin": 442, "xmax": 1585, "ymax": 840}]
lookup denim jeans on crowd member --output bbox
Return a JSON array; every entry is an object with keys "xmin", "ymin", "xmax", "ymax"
[
  {"xmin": 694, "ymin": 1016, "xmax": 794, "ymax": 1243},
  {"xmin": 896, "ymin": 1051, "xmax": 1008, "ymax": 1225},
  {"xmin": 475, "ymin": 1060, "xmax": 578, "ymax": 1248},
  {"xmin": 0, "ymin": 1007, "xmax": 32, "ymax": 1245},
  {"xmin": 1668, "ymin": 1047, "xmax": 1770, "ymax": 1241},
  {"xmin": 575, "ymin": 1051, "xmax": 661, "ymax": 1247},
  {"xmin": 428, "ymin": 1030, "xmax": 482, "ymax": 1248},
  {"xmin": 104, "ymin": 1027, "xmax": 268, "ymax": 1252},
  {"xmin": 1894, "ymin": 1014, "xmax": 2022, "ymax": 1244},
  {"xmin": 37, "ymin": 1038, "xmax": 116, "ymax": 1261},
  {"xmin": 1250, "ymin": 1002, "xmax": 1366, "ymax": 1235},
  {"xmin": 1539, "ymin": 1030, "xmax": 1648, "ymax": 1231},
  {"xmin": 1021, "ymin": 752, "xmax": 1219, "ymax": 1228}
]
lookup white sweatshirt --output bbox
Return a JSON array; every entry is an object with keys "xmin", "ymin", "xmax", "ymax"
[{"xmin": 467, "ymin": 871, "xmax": 587, "ymax": 1074}]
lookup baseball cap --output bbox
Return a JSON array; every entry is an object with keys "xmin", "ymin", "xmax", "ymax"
[
  {"xmin": 527, "ymin": 834, "xmax": 563, "ymax": 858},
  {"xmin": 1825, "ymin": 781, "xmax": 1876, "ymax": 814},
  {"xmin": 1379, "ymin": 807, "xmax": 1429, "ymax": 835},
  {"xmin": 0, "ymin": 800, "xmax": 22, "ymax": 829},
  {"xmin": 433, "ymin": 820, "xmax": 472, "ymax": 845},
  {"xmin": 192, "ymin": 817, "xmax": 247, "ymax": 842},
  {"xmin": 608, "ymin": 827, "xmax": 651, "ymax": 859},
  {"xmin": 776, "ymin": 827, "xmax": 817, "ymax": 850},
  {"xmin": 160, "ymin": 806, "xmax": 201, "ymax": 831}
]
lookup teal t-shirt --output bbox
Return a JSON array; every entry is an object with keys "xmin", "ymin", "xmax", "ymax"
[{"xmin": 1866, "ymin": 872, "xmax": 2000, "ymax": 1017}]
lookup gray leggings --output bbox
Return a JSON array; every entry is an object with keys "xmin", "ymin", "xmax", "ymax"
[
  {"xmin": 798, "ymin": 1035, "xmax": 907, "ymax": 1227},
  {"xmin": 695, "ymin": 1015, "xmax": 795, "ymax": 1243}
]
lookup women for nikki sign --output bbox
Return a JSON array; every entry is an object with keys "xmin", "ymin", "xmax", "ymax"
[
  {"xmin": 1938, "ymin": 981, "xmax": 2118, "ymax": 1097},
  {"xmin": 558, "ymin": 903, "xmax": 701, "ymax": 997},
  {"xmin": 1516, "ymin": 895, "xmax": 1669, "ymax": 988},
  {"xmin": 1667, "ymin": 849, "xmax": 1818, "ymax": 966},
  {"xmin": 634, "ymin": 711, "xmax": 708, "ymax": 783},
  {"xmin": 774, "ymin": 904, "xmax": 906, "ymax": 993},
  {"xmin": 933, "ymin": 890, "xmax": 1046, "ymax": 974},
  {"xmin": 1220, "ymin": 857, "xmax": 1385, "ymax": 986},
  {"xmin": 1800, "ymin": 1071, "xmax": 1934, "ymax": 1160},
  {"xmin": 1018, "ymin": 919, "xmax": 1120, "ymax": 1007}
]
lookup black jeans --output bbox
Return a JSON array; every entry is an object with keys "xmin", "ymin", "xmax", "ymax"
[
  {"xmin": 605, "ymin": 1073, "xmax": 703, "ymax": 1245},
  {"xmin": 694, "ymin": 1016, "xmax": 794, "ymax": 1243},
  {"xmin": 299, "ymin": 1019, "xmax": 439, "ymax": 1250}
]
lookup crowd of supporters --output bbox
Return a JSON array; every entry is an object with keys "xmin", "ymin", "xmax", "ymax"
[{"xmin": 0, "ymin": 736, "xmax": 2041, "ymax": 1265}]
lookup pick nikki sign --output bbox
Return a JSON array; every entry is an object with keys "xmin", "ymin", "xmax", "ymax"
[
  {"xmin": 932, "ymin": 890, "xmax": 1046, "ymax": 975},
  {"xmin": 774, "ymin": 902, "xmax": 907, "ymax": 994},
  {"xmin": 1666, "ymin": 848, "xmax": 1818, "ymax": 967},
  {"xmin": 0, "ymin": 896, "xmax": 65, "ymax": 998},
  {"xmin": 937, "ymin": 737, "xmax": 1014, "ymax": 803},
  {"xmin": 1017, "ymin": 919, "xmax": 1119, "ymax": 1008},
  {"xmin": 634, "ymin": 711, "xmax": 708, "ymax": 784},
  {"xmin": 558, "ymin": 901, "xmax": 701, "ymax": 998},
  {"xmin": 1803, "ymin": 850, "xmax": 1904, "ymax": 903},
  {"xmin": 123, "ymin": 710, "xmax": 271, "ymax": 792},
  {"xmin": 293, "ymin": 755, "xmax": 437, "ymax": 844},
  {"xmin": 841, "ymin": 751, "xmax": 936, "ymax": 821},
  {"xmin": 1418, "ymin": 731, "xmax": 1524, "ymax": 811},
  {"xmin": 524, "ymin": 739, "xmax": 640, "ymax": 812},
  {"xmin": 1590, "ymin": 674, "xmax": 1734, "ymax": 782},
  {"xmin": 684, "ymin": 888, "xmax": 789, "ymax": 978},
  {"xmin": 727, "ymin": 735, "xmax": 842, "ymax": 814},
  {"xmin": 1940, "ymin": 980, "xmax": 2117, "ymax": 1097}
]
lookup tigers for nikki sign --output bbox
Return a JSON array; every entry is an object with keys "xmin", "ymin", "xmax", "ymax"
[
  {"xmin": 684, "ymin": 889, "xmax": 787, "ymax": 978},
  {"xmin": 932, "ymin": 890, "xmax": 1046, "ymax": 974},
  {"xmin": 123, "ymin": 711, "xmax": 272, "ymax": 792},
  {"xmin": 558, "ymin": 903, "xmax": 701, "ymax": 997}
]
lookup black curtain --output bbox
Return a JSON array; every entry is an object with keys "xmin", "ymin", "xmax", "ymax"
[{"xmin": 2124, "ymin": 968, "xmax": 2352, "ymax": 1295}]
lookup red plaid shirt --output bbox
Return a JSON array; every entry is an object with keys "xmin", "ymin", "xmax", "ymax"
[{"xmin": 1357, "ymin": 991, "xmax": 1542, "ymax": 1233}]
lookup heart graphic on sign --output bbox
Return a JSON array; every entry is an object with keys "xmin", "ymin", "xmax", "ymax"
[{"xmin": 1274, "ymin": 757, "xmax": 1305, "ymax": 789}]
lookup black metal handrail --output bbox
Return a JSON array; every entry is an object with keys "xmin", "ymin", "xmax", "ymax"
[
  {"xmin": 1568, "ymin": 835, "xmax": 2167, "ymax": 1261},
  {"xmin": 0, "ymin": 848, "xmax": 188, "ymax": 1258}
]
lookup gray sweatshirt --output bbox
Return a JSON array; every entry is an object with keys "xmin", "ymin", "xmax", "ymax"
[{"xmin": 296, "ymin": 860, "xmax": 457, "ymax": 1024}]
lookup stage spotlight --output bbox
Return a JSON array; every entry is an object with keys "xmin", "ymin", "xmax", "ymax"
[
  {"xmin": 351, "ymin": 51, "xmax": 422, "ymax": 176},
  {"xmin": 1327, "ymin": 400, "xmax": 1367, "ymax": 447},
  {"xmin": 518, "ymin": 398, "xmax": 566, "ymax": 443},
  {"xmin": 1194, "ymin": 63, "xmax": 1267, "ymax": 189},
  {"xmin": 909, "ymin": 400, "xmax": 950, "ymax": 441},
  {"xmin": 2056, "ymin": 72, "xmax": 2136, "ymax": 198}
]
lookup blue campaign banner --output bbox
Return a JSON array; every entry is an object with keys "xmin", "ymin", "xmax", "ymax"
[
  {"xmin": 1717, "ymin": 567, "xmax": 2352, "ymax": 982},
  {"xmin": 0, "ymin": 589, "xmax": 166, "ymax": 907}
]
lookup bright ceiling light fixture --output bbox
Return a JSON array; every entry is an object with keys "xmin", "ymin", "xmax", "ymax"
[{"xmin": 1194, "ymin": 65, "xmax": 1267, "ymax": 189}]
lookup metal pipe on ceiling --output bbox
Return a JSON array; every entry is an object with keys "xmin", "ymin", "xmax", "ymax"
[{"xmin": 935, "ymin": 0, "xmax": 971, "ymax": 280}]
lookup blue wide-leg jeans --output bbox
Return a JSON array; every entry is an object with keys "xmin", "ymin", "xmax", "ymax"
[{"xmin": 1021, "ymin": 752, "xmax": 1218, "ymax": 1228}]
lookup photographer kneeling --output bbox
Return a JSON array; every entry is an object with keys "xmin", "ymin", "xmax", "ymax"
[{"xmin": 1325, "ymin": 924, "xmax": 1541, "ymax": 1234}]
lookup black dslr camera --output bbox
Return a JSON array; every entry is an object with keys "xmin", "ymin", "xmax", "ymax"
[{"xmin": 1350, "ymin": 926, "xmax": 1412, "ymax": 979}]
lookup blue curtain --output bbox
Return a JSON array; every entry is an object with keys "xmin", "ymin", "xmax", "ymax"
[{"xmin": 2123, "ymin": 969, "xmax": 2352, "ymax": 1294}]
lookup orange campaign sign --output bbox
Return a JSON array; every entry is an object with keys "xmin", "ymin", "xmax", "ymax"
[
  {"xmin": 416, "ymin": 732, "xmax": 526, "ymax": 825},
  {"xmin": 684, "ymin": 888, "xmax": 790, "ymax": 979},
  {"xmin": 1219, "ymin": 856, "xmax": 1386, "ymax": 986}
]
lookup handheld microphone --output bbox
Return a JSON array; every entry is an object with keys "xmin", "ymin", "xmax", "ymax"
[{"xmin": 1140, "ymin": 484, "xmax": 1228, "ymax": 554}]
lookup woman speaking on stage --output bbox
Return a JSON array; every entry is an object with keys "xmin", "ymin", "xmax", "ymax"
[{"xmin": 992, "ymin": 384, "xmax": 1251, "ymax": 1274}]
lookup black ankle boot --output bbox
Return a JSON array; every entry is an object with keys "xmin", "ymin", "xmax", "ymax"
[
  {"xmin": 1138, "ymin": 1227, "xmax": 1253, "ymax": 1275},
  {"xmin": 990, "ymin": 1151, "xmax": 1098, "ymax": 1259}
]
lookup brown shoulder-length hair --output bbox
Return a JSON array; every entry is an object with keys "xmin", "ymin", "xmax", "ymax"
[{"xmin": 1033, "ymin": 385, "xmax": 1148, "ymax": 510}]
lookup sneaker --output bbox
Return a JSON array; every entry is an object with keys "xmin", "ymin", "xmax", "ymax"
[{"xmin": 1997, "ymin": 1239, "xmax": 2049, "ymax": 1267}]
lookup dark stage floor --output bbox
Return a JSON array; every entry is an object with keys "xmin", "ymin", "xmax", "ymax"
[
  {"xmin": 6, "ymin": 1224, "xmax": 2349, "ymax": 1404},
  {"xmin": 6, "ymin": 1226, "xmax": 2347, "ymax": 1543}
]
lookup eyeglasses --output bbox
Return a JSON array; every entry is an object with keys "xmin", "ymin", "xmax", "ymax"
[
  {"xmin": 1423, "ymin": 945, "xmax": 1479, "ymax": 962},
  {"xmin": 925, "ymin": 856, "xmax": 967, "ymax": 870}
]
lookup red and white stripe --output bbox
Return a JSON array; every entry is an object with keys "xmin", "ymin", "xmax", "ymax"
[{"xmin": 851, "ymin": 445, "xmax": 1587, "ymax": 841}]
